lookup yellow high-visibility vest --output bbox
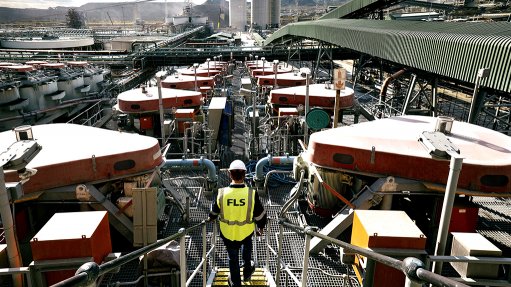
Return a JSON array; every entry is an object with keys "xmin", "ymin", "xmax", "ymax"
[{"xmin": 217, "ymin": 186, "xmax": 255, "ymax": 241}]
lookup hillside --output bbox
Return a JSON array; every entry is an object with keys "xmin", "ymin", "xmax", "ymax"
[{"xmin": 0, "ymin": 0, "xmax": 345, "ymax": 25}]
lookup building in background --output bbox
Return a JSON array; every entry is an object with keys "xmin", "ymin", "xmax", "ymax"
[
  {"xmin": 251, "ymin": 0, "xmax": 269, "ymax": 29},
  {"xmin": 229, "ymin": 0, "xmax": 247, "ymax": 30},
  {"xmin": 251, "ymin": 0, "xmax": 280, "ymax": 30},
  {"xmin": 270, "ymin": 0, "xmax": 281, "ymax": 28}
]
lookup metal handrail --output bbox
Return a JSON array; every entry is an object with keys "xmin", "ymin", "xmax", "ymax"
[
  {"xmin": 50, "ymin": 220, "xmax": 217, "ymax": 287},
  {"xmin": 276, "ymin": 219, "xmax": 470, "ymax": 287}
]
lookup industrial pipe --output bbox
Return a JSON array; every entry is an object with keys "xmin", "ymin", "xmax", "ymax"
[
  {"xmin": 161, "ymin": 157, "xmax": 218, "ymax": 184},
  {"xmin": 433, "ymin": 155, "xmax": 463, "ymax": 274},
  {"xmin": 254, "ymin": 155, "xmax": 296, "ymax": 183},
  {"xmin": 245, "ymin": 105, "xmax": 266, "ymax": 118},
  {"xmin": 379, "ymin": 68, "xmax": 407, "ymax": 104},
  {"xmin": 0, "ymin": 167, "xmax": 23, "ymax": 287}
]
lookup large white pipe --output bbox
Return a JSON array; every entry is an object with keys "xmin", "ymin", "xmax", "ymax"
[
  {"xmin": 0, "ymin": 167, "xmax": 23, "ymax": 287},
  {"xmin": 432, "ymin": 155, "xmax": 463, "ymax": 274}
]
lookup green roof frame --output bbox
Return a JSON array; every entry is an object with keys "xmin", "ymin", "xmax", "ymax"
[
  {"xmin": 265, "ymin": 19, "xmax": 511, "ymax": 93},
  {"xmin": 320, "ymin": 0, "xmax": 400, "ymax": 19}
]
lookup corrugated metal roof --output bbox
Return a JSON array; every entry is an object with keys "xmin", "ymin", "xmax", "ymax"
[
  {"xmin": 265, "ymin": 19, "xmax": 511, "ymax": 93},
  {"xmin": 320, "ymin": 0, "xmax": 401, "ymax": 19}
]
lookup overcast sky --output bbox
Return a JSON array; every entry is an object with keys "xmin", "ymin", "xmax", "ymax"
[{"xmin": 0, "ymin": 0, "xmax": 208, "ymax": 9}]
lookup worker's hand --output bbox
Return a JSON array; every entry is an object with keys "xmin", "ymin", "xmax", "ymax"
[
  {"xmin": 256, "ymin": 228, "xmax": 264, "ymax": 236},
  {"xmin": 205, "ymin": 217, "xmax": 213, "ymax": 223}
]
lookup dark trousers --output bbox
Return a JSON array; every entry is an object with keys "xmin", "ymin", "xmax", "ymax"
[{"xmin": 222, "ymin": 235, "xmax": 252, "ymax": 287}]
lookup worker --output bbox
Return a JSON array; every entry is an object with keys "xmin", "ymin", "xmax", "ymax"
[{"xmin": 208, "ymin": 160, "xmax": 267, "ymax": 287}]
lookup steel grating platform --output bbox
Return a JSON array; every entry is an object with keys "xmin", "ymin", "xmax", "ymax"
[
  {"xmin": 99, "ymin": 171, "xmax": 511, "ymax": 287},
  {"xmin": 160, "ymin": 170, "xmax": 360, "ymax": 287}
]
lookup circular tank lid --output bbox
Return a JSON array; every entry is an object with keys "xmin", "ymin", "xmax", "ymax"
[
  {"xmin": 0, "ymin": 62, "xmax": 17, "ymax": 67},
  {"xmin": 67, "ymin": 61, "xmax": 88, "ymax": 67},
  {"xmin": 306, "ymin": 108, "xmax": 330, "ymax": 131},
  {"xmin": 25, "ymin": 61, "xmax": 49, "ymax": 65},
  {"xmin": 41, "ymin": 63, "xmax": 66, "ymax": 69},
  {"xmin": 5, "ymin": 65, "xmax": 35, "ymax": 72}
]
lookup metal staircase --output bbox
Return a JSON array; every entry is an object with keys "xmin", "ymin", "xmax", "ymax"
[{"xmin": 207, "ymin": 267, "xmax": 275, "ymax": 287}]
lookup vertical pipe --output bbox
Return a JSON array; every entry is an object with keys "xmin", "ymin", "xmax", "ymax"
[
  {"xmin": 333, "ymin": 89, "xmax": 340, "ymax": 128},
  {"xmin": 142, "ymin": 189, "xmax": 148, "ymax": 286},
  {"xmin": 202, "ymin": 223, "xmax": 207, "ymax": 287},
  {"xmin": 276, "ymin": 223, "xmax": 284, "ymax": 286},
  {"xmin": 468, "ymin": 76, "xmax": 481, "ymax": 124},
  {"xmin": 253, "ymin": 89, "xmax": 257, "ymax": 156},
  {"xmin": 402, "ymin": 74, "xmax": 417, "ymax": 116},
  {"xmin": 0, "ymin": 167, "xmax": 23, "ymax": 287},
  {"xmin": 274, "ymin": 63, "xmax": 278, "ymax": 88},
  {"xmin": 194, "ymin": 67, "xmax": 198, "ymax": 91},
  {"xmin": 179, "ymin": 228, "xmax": 186, "ymax": 287},
  {"xmin": 431, "ymin": 78, "xmax": 438, "ymax": 118},
  {"xmin": 433, "ymin": 156, "xmax": 463, "ymax": 274},
  {"xmin": 304, "ymin": 74, "xmax": 310, "ymax": 145},
  {"xmin": 301, "ymin": 227, "xmax": 311, "ymax": 287},
  {"xmin": 157, "ymin": 77, "xmax": 165, "ymax": 146}
]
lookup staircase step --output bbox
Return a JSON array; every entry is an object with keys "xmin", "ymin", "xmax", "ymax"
[
  {"xmin": 216, "ymin": 268, "xmax": 265, "ymax": 272},
  {"xmin": 212, "ymin": 281, "xmax": 268, "ymax": 286},
  {"xmin": 212, "ymin": 267, "xmax": 269, "ymax": 286},
  {"xmin": 215, "ymin": 276, "xmax": 266, "ymax": 281},
  {"xmin": 216, "ymin": 271, "xmax": 265, "ymax": 277}
]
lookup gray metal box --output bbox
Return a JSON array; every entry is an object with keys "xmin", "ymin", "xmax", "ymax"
[{"xmin": 450, "ymin": 232, "xmax": 502, "ymax": 278}]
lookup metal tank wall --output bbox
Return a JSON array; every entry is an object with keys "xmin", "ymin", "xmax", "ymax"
[
  {"xmin": 20, "ymin": 80, "xmax": 59, "ymax": 111},
  {"xmin": 251, "ymin": 0, "xmax": 270, "ymax": 29},
  {"xmin": 57, "ymin": 77, "xmax": 84, "ymax": 100},
  {"xmin": 85, "ymin": 73, "xmax": 104, "ymax": 93},
  {"xmin": 270, "ymin": 0, "xmax": 280, "ymax": 28},
  {"xmin": 37, "ymin": 81, "xmax": 59, "ymax": 109},
  {"xmin": 19, "ymin": 86, "xmax": 38, "ymax": 111},
  {"xmin": 229, "ymin": 0, "xmax": 247, "ymax": 30}
]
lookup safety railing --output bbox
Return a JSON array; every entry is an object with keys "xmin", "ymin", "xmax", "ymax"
[
  {"xmin": 66, "ymin": 100, "xmax": 111, "ymax": 126},
  {"xmin": 50, "ymin": 220, "xmax": 218, "ymax": 287},
  {"xmin": 37, "ymin": 214, "xmax": 502, "ymax": 287},
  {"xmin": 275, "ymin": 219, "xmax": 470, "ymax": 287}
]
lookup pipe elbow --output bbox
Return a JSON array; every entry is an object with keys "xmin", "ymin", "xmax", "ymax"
[
  {"xmin": 161, "ymin": 158, "xmax": 217, "ymax": 183},
  {"xmin": 254, "ymin": 155, "xmax": 297, "ymax": 182},
  {"xmin": 199, "ymin": 157, "xmax": 218, "ymax": 183},
  {"xmin": 255, "ymin": 155, "xmax": 271, "ymax": 182}
]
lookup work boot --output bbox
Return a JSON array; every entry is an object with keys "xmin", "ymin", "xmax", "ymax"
[
  {"xmin": 243, "ymin": 261, "xmax": 255, "ymax": 282},
  {"xmin": 228, "ymin": 275, "xmax": 241, "ymax": 287}
]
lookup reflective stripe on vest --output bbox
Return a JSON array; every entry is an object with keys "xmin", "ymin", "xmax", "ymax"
[{"xmin": 217, "ymin": 186, "xmax": 255, "ymax": 241}]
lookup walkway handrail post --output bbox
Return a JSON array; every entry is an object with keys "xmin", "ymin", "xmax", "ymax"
[
  {"xmin": 276, "ymin": 221, "xmax": 284, "ymax": 286},
  {"xmin": 202, "ymin": 223, "xmax": 207, "ymax": 287},
  {"xmin": 265, "ymin": 220, "xmax": 270, "ymax": 270},
  {"xmin": 403, "ymin": 257, "xmax": 425, "ymax": 287},
  {"xmin": 212, "ymin": 221, "xmax": 218, "ymax": 270},
  {"xmin": 301, "ymin": 226, "xmax": 312, "ymax": 287},
  {"xmin": 278, "ymin": 220, "xmax": 469, "ymax": 287},
  {"xmin": 179, "ymin": 228, "xmax": 186, "ymax": 287}
]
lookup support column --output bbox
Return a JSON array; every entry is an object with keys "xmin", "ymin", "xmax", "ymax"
[
  {"xmin": 431, "ymin": 78, "xmax": 438, "ymax": 117},
  {"xmin": 402, "ymin": 74, "xmax": 417, "ymax": 116}
]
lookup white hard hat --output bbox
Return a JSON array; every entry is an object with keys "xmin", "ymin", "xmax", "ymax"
[{"xmin": 229, "ymin": 160, "xmax": 246, "ymax": 171}]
